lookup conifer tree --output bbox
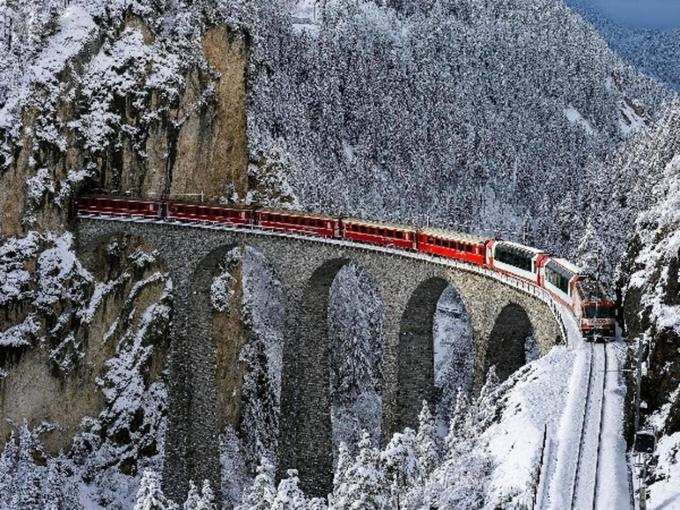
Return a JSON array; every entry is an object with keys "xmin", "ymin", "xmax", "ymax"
[
  {"xmin": 381, "ymin": 427, "xmax": 418, "ymax": 493},
  {"xmin": 333, "ymin": 441, "xmax": 352, "ymax": 491},
  {"xmin": 11, "ymin": 421, "xmax": 42, "ymax": 510},
  {"xmin": 477, "ymin": 366, "xmax": 501, "ymax": 430},
  {"xmin": 445, "ymin": 388, "xmax": 472, "ymax": 456},
  {"xmin": 576, "ymin": 216, "xmax": 607, "ymax": 277},
  {"xmin": 308, "ymin": 497, "xmax": 329, "ymax": 510},
  {"xmin": 415, "ymin": 401, "xmax": 440, "ymax": 481},
  {"xmin": 334, "ymin": 431, "xmax": 389, "ymax": 509},
  {"xmin": 196, "ymin": 480, "xmax": 216, "ymax": 510},
  {"xmin": 0, "ymin": 431, "xmax": 18, "ymax": 506},
  {"xmin": 237, "ymin": 457, "xmax": 276, "ymax": 510},
  {"xmin": 183, "ymin": 481, "xmax": 201, "ymax": 510},
  {"xmin": 42, "ymin": 455, "xmax": 82, "ymax": 510},
  {"xmin": 134, "ymin": 470, "xmax": 175, "ymax": 510},
  {"xmin": 272, "ymin": 469, "xmax": 307, "ymax": 509}
]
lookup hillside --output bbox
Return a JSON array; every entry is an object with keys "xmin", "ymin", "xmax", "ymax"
[
  {"xmin": 566, "ymin": 0, "xmax": 680, "ymax": 91},
  {"xmin": 615, "ymin": 100, "xmax": 680, "ymax": 508}
]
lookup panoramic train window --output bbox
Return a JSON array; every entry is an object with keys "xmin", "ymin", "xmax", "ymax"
[
  {"xmin": 546, "ymin": 265, "xmax": 570, "ymax": 294},
  {"xmin": 495, "ymin": 245, "xmax": 532, "ymax": 272}
]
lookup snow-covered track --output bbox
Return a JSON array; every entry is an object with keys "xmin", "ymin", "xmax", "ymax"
[
  {"xmin": 592, "ymin": 343, "xmax": 609, "ymax": 508},
  {"xmin": 570, "ymin": 343, "xmax": 608, "ymax": 510}
]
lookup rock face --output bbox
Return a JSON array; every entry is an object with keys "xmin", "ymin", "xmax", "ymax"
[
  {"xmin": 618, "ymin": 108, "xmax": 680, "ymax": 500},
  {"xmin": 0, "ymin": 6, "xmax": 252, "ymax": 501},
  {"xmin": 0, "ymin": 13, "xmax": 249, "ymax": 239},
  {"xmin": 171, "ymin": 27, "xmax": 249, "ymax": 202}
]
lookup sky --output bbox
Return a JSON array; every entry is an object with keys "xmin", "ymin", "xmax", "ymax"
[{"xmin": 584, "ymin": 0, "xmax": 680, "ymax": 29}]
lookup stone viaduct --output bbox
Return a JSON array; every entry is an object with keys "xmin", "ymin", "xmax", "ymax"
[{"xmin": 75, "ymin": 216, "xmax": 565, "ymax": 500}]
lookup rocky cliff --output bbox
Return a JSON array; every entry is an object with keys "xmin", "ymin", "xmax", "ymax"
[{"xmin": 617, "ymin": 101, "xmax": 680, "ymax": 506}]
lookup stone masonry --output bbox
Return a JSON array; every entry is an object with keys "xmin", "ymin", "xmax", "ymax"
[{"xmin": 76, "ymin": 217, "xmax": 564, "ymax": 500}]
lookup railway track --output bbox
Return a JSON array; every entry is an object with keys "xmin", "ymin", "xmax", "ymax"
[{"xmin": 570, "ymin": 342, "xmax": 609, "ymax": 510}]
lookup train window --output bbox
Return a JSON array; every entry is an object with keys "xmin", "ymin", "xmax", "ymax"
[
  {"xmin": 546, "ymin": 266, "xmax": 570, "ymax": 294},
  {"xmin": 496, "ymin": 245, "xmax": 532, "ymax": 272}
]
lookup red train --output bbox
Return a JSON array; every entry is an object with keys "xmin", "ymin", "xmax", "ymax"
[{"xmin": 76, "ymin": 196, "xmax": 616, "ymax": 339}]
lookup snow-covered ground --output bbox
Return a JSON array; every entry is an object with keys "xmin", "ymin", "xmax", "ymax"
[{"xmin": 484, "ymin": 302, "xmax": 632, "ymax": 509}]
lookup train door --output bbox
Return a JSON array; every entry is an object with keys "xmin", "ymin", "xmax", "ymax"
[{"xmin": 485, "ymin": 240, "xmax": 496, "ymax": 268}]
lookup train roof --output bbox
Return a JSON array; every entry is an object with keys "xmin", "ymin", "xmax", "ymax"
[
  {"xmin": 343, "ymin": 218, "xmax": 417, "ymax": 232},
  {"xmin": 495, "ymin": 240, "xmax": 547, "ymax": 256},
  {"xmin": 576, "ymin": 277, "xmax": 611, "ymax": 302},
  {"xmin": 79, "ymin": 195, "xmax": 158, "ymax": 203},
  {"xmin": 419, "ymin": 227, "xmax": 488, "ymax": 245},
  {"xmin": 549, "ymin": 257, "xmax": 583, "ymax": 275},
  {"xmin": 258, "ymin": 208, "xmax": 337, "ymax": 221}
]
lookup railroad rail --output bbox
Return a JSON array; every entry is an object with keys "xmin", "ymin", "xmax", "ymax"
[{"xmin": 570, "ymin": 342, "xmax": 610, "ymax": 509}]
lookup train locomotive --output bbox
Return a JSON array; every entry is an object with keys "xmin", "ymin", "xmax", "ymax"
[{"xmin": 76, "ymin": 196, "xmax": 617, "ymax": 340}]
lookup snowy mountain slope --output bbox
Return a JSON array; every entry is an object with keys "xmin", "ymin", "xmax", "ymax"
[
  {"xmin": 248, "ymin": 0, "xmax": 669, "ymax": 257},
  {"xmin": 566, "ymin": 0, "xmax": 680, "ymax": 91}
]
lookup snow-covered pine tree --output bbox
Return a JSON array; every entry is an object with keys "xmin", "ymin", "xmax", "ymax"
[
  {"xmin": 420, "ymin": 385, "xmax": 495, "ymax": 508},
  {"xmin": 237, "ymin": 457, "xmax": 276, "ymax": 510},
  {"xmin": 477, "ymin": 365, "xmax": 501, "ymax": 430},
  {"xmin": 381, "ymin": 427, "xmax": 418, "ymax": 492},
  {"xmin": 333, "ymin": 430, "xmax": 389, "ymax": 509},
  {"xmin": 444, "ymin": 388, "xmax": 472, "ymax": 456},
  {"xmin": 134, "ymin": 470, "xmax": 176, "ymax": 510},
  {"xmin": 197, "ymin": 480, "xmax": 216, "ymax": 510},
  {"xmin": 332, "ymin": 441, "xmax": 352, "ymax": 492},
  {"xmin": 0, "ymin": 431, "xmax": 18, "ymax": 506},
  {"xmin": 576, "ymin": 216, "xmax": 608, "ymax": 278},
  {"xmin": 415, "ymin": 401, "xmax": 440, "ymax": 482},
  {"xmin": 42, "ymin": 455, "xmax": 82, "ymax": 510},
  {"xmin": 272, "ymin": 469, "xmax": 307, "ymax": 509},
  {"xmin": 183, "ymin": 481, "xmax": 201, "ymax": 510},
  {"xmin": 307, "ymin": 497, "xmax": 329, "ymax": 510},
  {"xmin": 11, "ymin": 421, "xmax": 42, "ymax": 510}
]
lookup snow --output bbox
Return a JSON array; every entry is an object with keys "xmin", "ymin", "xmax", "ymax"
[
  {"xmin": 0, "ymin": 315, "xmax": 40, "ymax": 347},
  {"xmin": 647, "ymin": 432, "xmax": 680, "ymax": 509},
  {"xmin": 32, "ymin": 6, "xmax": 97, "ymax": 85},
  {"xmin": 289, "ymin": 0, "xmax": 321, "ymax": 35},
  {"xmin": 618, "ymin": 98, "xmax": 647, "ymax": 137},
  {"xmin": 596, "ymin": 342, "xmax": 632, "ymax": 510},
  {"xmin": 0, "ymin": 4, "xmax": 98, "ymax": 159},
  {"xmin": 484, "ymin": 345, "xmax": 576, "ymax": 507},
  {"xmin": 564, "ymin": 105, "xmax": 597, "ymax": 136}
]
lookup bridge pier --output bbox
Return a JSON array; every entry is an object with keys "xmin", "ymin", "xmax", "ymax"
[{"xmin": 164, "ymin": 260, "xmax": 224, "ymax": 502}]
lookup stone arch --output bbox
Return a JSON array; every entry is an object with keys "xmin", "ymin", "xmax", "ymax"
[
  {"xmin": 328, "ymin": 263, "xmax": 386, "ymax": 454},
  {"xmin": 394, "ymin": 276, "xmax": 474, "ymax": 433},
  {"xmin": 486, "ymin": 302, "xmax": 535, "ymax": 382},
  {"xmin": 279, "ymin": 257, "xmax": 385, "ymax": 496}
]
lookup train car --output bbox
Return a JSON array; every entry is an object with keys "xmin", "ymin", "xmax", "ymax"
[
  {"xmin": 256, "ymin": 210, "xmax": 340, "ymax": 238},
  {"xmin": 342, "ymin": 219, "xmax": 417, "ymax": 250},
  {"xmin": 167, "ymin": 201, "xmax": 252, "ymax": 226},
  {"xmin": 542, "ymin": 258, "xmax": 582, "ymax": 307},
  {"xmin": 417, "ymin": 228, "xmax": 488, "ymax": 266},
  {"xmin": 573, "ymin": 277, "xmax": 616, "ymax": 339},
  {"xmin": 76, "ymin": 196, "xmax": 161, "ymax": 219},
  {"xmin": 488, "ymin": 240, "xmax": 549, "ymax": 285}
]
